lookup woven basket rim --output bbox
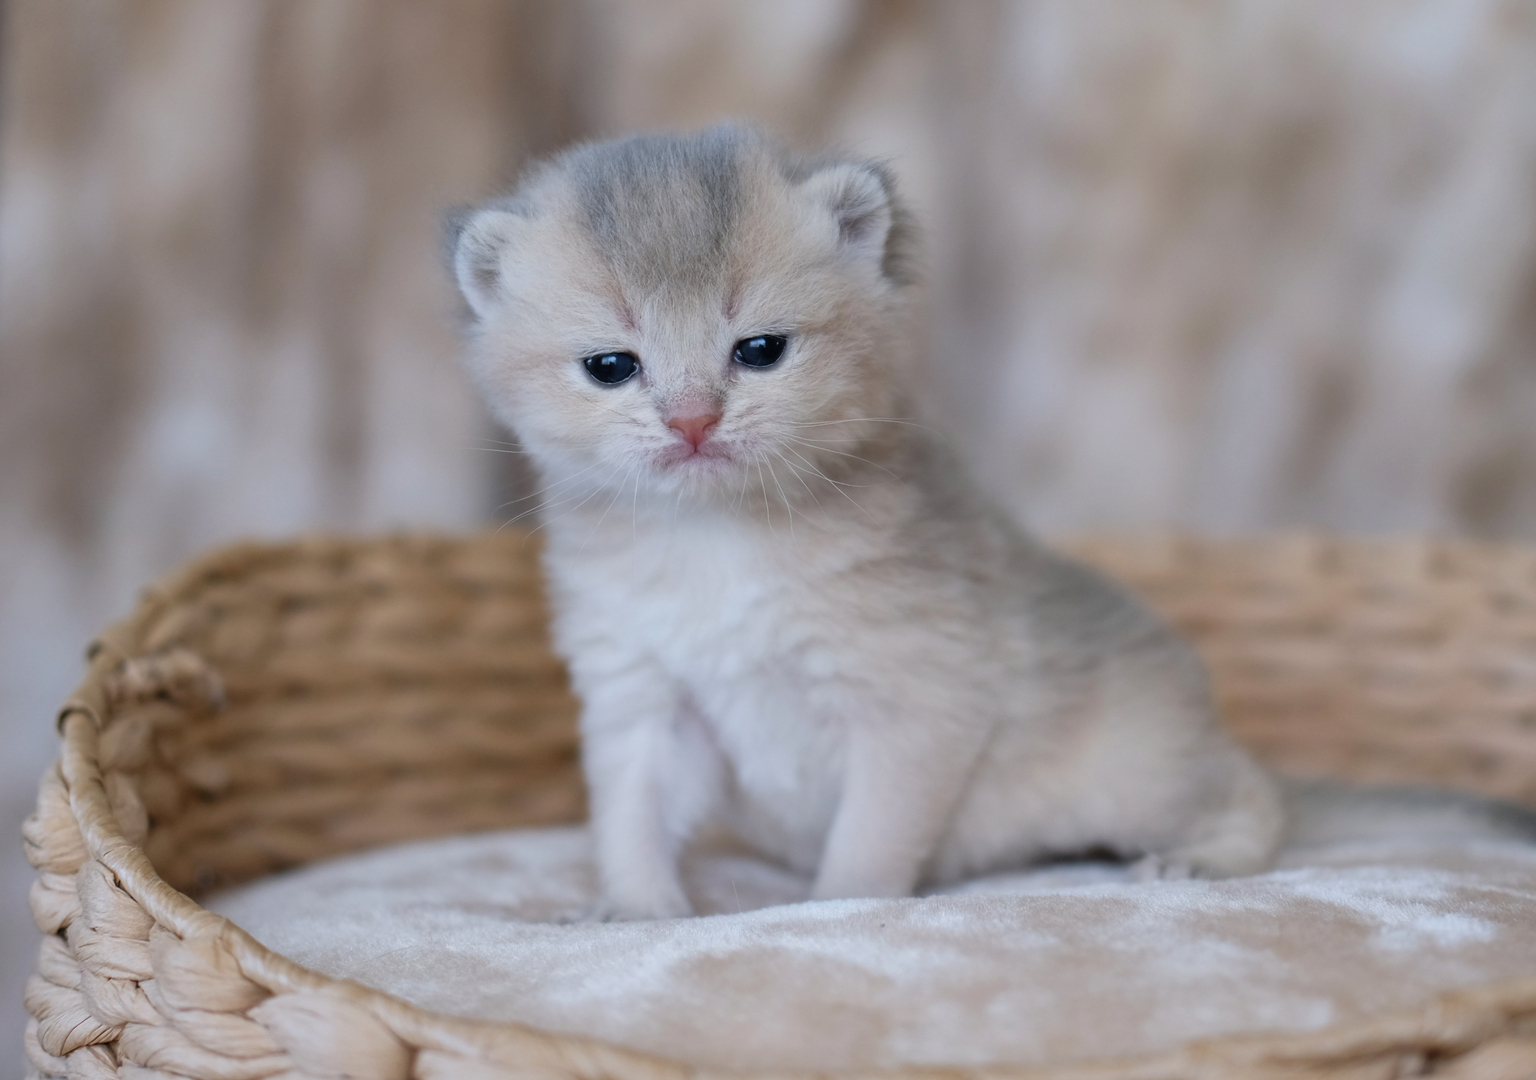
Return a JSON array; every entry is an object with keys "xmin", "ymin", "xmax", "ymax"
[{"xmin": 27, "ymin": 530, "xmax": 1536, "ymax": 1079}]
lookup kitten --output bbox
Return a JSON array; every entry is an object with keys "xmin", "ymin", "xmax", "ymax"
[{"xmin": 449, "ymin": 124, "xmax": 1284, "ymax": 919}]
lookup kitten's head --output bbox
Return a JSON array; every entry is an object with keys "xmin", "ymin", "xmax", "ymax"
[{"xmin": 449, "ymin": 123, "xmax": 917, "ymax": 506}]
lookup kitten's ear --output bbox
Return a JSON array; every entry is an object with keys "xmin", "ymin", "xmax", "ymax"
[
  {"xmin": 448, "ymin": 206, "xmax": 526, "ymax": 321},
  {"xmin": 799, "ymin": 162, "xmax": 894, "ymax": 270}
]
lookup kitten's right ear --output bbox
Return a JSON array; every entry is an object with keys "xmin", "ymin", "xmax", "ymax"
[
  {"xmin": 447, "ymin": 206, "xmax": 525, "ymax": 321},
  {"xmin": 799, "ymin": 162, "xmax": 895, "ymax": 271}
]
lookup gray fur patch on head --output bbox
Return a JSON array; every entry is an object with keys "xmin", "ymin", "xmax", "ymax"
[
  {"xmin": 553, "ymin": 122, "xmax": 917, "ymax": 292},
  {"xmin": 567, "ymin": 125, "xmax": 746, "ymax": 295},
  {"xmin": 447, "ymin": 123, "xmax": 918, "ymax": 325}
]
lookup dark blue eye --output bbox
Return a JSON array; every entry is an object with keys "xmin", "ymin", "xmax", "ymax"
[
  {"xmin": 733, "ymin": 334, "xmax": 787, "ymax": 368},
  {"xmin": 584, "ymin": 351, "xmax": 640, "ymax": 385}
]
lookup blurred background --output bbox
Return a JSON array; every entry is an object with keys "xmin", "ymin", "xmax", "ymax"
[{"xmin": 5, "ymin": 0, "xmax": 1536, "ymax": 1067}]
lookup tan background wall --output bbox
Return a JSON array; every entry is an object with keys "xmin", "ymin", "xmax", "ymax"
[{"xmin": 5, "ymin": 1, "xmax": 1536, "ymax": 1067}]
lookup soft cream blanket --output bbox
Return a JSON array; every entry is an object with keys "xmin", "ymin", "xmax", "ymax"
[{"xmin": 210, "ymin": 788, "xmax": 1536, "ymax": 1071}]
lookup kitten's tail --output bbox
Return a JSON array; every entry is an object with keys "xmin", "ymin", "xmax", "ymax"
[{"xmin": 1280, "ymin": 777, "xmax": 1536, "ymax": 850}]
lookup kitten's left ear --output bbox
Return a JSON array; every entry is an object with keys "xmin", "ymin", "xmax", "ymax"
[
  {"xmin": 447, "ymin": 206, "xmax": 526, "ymax": 321},
  {"xmin": 800, "ymin": 162, "xmax": 894, "ymax": 271}
]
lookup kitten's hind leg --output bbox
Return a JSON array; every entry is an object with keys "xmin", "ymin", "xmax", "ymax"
[{"xmin": 1146, "ymin": 753, "xmax": 1285, "ymax": 880}]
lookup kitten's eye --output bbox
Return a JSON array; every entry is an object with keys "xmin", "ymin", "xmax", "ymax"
[
  {"xmin": 733, "ymin": 334, "xmax": 787, "ymax": 369},
  {"xmin": 583, "ymin": 352, "xmax": 640, "ymax": 385}
]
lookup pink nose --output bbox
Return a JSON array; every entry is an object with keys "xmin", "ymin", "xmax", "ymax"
[{"xmin": 667, "ymin": 413, "xmax": 720, "ymax": 450}]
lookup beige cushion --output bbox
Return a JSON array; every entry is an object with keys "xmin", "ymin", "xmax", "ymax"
[{"xmin": 210, "ymin": 790, "xmax": 1536, "ymax": 1071}]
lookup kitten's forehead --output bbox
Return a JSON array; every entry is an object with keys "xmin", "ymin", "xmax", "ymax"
[{"xmin": 563, "ymin": 126, "xmax": 756, "ymax": 296}]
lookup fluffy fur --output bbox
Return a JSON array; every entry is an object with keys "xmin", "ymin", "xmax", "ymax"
[{"xmin": 451, "ymin": 124, "xmax": 1284, "ymax": 919}]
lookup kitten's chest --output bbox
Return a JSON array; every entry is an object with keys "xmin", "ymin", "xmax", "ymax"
[
  {"xmin": 556, "ymin": 519, "xmax": 851, "ymax": 800},
  {"xmin": 628, "ymin": 527, "xmax": 837, "ymax": 709},
  {"xmin": 579, "ymin": 519, "xmax": 830, "ymax": 670}
]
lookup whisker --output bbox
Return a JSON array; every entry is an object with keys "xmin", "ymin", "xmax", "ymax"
[
  {"xmin": 775, "ymin": 451, "xmax": 829, "ymax": 526},
  {"xmin": 491, "ymin": 466, "xmax": 608, "ymax": 534},
  {"xmin": 587, "ymin": 400, "xmax": 648, "ymax": 428},
  {"xmin": 498, "ymin": 461, "xmax": 618, "ymax": 535},
  {"xmin": 731, "ymin": 460, "xmax": 752, "ymax": 518},
  {"xmin": 755, "ymin": 459, "xmax": 778, "ymax": 539},
  {"xmin": 473, "ymin": 442, "xmax": 601, "ymax": 456},
  {"xmin": 631, "ymin": 466, "xmax": 641, "ymax": 542},
  {"xmin": 495, "ymin": 495, "xmax": 561, "ymax": 535},
  {"xmin": 473, "ymin": 434, "xmax": 603, "ymax": 457},
  {"xmin": 784, "ymin": 436, "xmax": 899, "ymax": 478},
  {"xmin": 578, "ymin": 464, "xmax": 634, "ymax": 554},
  {"xmin": 779, "ymin": 441, "xmax": 885, "ymax": 489},
  {"xmin": 492, "ymin": 461, "xmax": 602, "ymax": 513},
  {"xmin": 496, "ymin": 483, "xmax": 594, "ymax": 531},
  {"xmin": 791, "ymin": 416, "xmax": 944, "ymax": 437},
  {"xmin": 529, "ymin": 462, "xmax": 627, "ymax": 538},
  {"xmin": 780, "ymin": 444, "xmax": 874, "ymax": 519},
  {"xmin": 764, "ymin": 456, "xmax": 796, "ymax": 540}
]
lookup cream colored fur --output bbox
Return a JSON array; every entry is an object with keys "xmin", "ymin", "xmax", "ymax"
[{"xmin": 452, "ymin": 124, "xmax": 1284, "ymax": 919}]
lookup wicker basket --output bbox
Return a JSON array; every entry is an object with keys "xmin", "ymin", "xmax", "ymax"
[{"xmin": 21, "ymin": 531, "xmax": 1536, "ymax": 1080}]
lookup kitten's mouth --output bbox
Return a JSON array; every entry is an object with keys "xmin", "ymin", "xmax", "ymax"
[{"xmin": 657, "ymin": 442, "xmax": 734, "ymax": 471}]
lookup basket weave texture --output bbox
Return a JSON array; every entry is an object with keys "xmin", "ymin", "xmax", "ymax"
[{"xmin": 21, "ymin": 531, "xmax": 1536, "ymax": 1079}]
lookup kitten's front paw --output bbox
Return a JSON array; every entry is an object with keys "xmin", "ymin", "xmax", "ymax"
[
  {"xmin": 1130, "ymin": 853, "xmax": 1195, "ymax": 882},
  {"xmin": 552, "ymin": 899, "xmax": 614, "ymax": 925},
  {"xmin": 577, "ymin": 890, "xmax": 694, "ymax": 922}
]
